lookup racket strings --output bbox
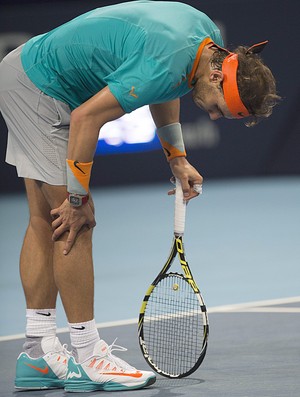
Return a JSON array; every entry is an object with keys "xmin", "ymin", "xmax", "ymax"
[{"xmin": 143, "ymin": 274, "xmax": 205, "ymax": 376}]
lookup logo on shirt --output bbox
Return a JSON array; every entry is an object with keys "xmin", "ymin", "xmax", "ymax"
[
  {"xmin": 173, "ymin": 76, "xmax": 187, "ymax": 89},
  {"xmin": 129, "ymin": 86, "xmax": 138, "ymax": 98}
]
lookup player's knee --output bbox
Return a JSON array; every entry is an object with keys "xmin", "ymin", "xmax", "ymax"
[{"xmin": 28, "ymin": 214, "xmax": 52, "ymax": 233}]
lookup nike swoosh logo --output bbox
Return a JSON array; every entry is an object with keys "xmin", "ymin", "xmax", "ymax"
[
  {"xmin": 71, "ymin": 326, "xmax": 85, "ymax": 330},
  {"xmin": 36, "ymin": 312, "xmax": 51, "ymax": 316},
  {"xmin": 25, "ymin": 363, "xmax": 49, "ymax": 374},
  {"xmin": 129, "ymin": 86, "xmax": 138, "ymax": 98},
  {"xmin": 104, "ymin": 371, "xmax": 143, "ymax": 378},
  {"xmin": 163, "ymin": 147, "xmax": 171, "ymax": 157},
  {"xmin": 74, "ymin": 161, "xmax": 85, "ymax": 174}
]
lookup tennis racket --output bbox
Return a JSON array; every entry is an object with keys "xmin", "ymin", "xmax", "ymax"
[{"xmin": 138, "ymin": 178, "xmax": 209, "ymax": 378}]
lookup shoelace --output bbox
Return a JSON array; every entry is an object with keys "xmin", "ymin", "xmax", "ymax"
[
  {"xmin": 105, "ymin": 339, "xmax": 136, "ymax": 371},
  {"xmin": 60, "ymin": 343, "xmax": 72, "ymax": 358}
]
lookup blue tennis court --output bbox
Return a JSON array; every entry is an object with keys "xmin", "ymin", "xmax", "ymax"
[{"xmin": 0, "ymin": 177, "xmax": 299, "ymax": 396}]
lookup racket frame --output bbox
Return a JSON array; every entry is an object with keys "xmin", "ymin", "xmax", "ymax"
[
  {"xmin": 138, "ymin": 178, "xmax": 208, "ymax": 378},
  {"xmin": 138, "ymin": 235, "xmax": 209, "ymax": 378}
]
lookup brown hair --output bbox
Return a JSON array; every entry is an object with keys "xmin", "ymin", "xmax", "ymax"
[{"xmin": 210, "ymin": 46, "xmax": 281, "ymax": 126}]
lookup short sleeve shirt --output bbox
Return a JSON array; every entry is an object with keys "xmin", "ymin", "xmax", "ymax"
[{"xmin": 21, "ymin": 0, "xmax": 224, "ymax": 112}]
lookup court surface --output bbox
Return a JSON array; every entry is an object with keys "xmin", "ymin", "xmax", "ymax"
[{"xmin": 0, "ymin": 176, "xmax": 299, "ymax": 396}]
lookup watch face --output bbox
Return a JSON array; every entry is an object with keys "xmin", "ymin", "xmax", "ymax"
[{"xmin": 69, "ymin": 195, "xmax": 81, "ymax": 206}]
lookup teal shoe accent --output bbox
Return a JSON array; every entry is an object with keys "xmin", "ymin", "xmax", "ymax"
[
  {"xmin": 64, "ymin": 357, "xmax": 91, "ymax": 392},
  {"xmin": 64, "ymin": 357, "xmax": 156, "ymax": 392},
  {"xmin": 15, "ymin": 353, "xmax": 64, "ymax": 390}
]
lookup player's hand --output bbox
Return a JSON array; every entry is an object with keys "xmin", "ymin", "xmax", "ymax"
[
  {"xmin": 50, "ymin": 199, "xmax": 96, "ymax": 255},
  {"xmin": 169, "ymin": 157, "xmax": 203, "ymax": 201}
]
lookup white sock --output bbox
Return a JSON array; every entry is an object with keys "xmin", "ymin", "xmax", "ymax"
[
  {"xmin": 26, "ymin": 308, "xmax": 57, "ymax": 337},
  {"xmin": 24, "ymin": 309, "xmax": 57, "ymax": 358},
  {"xmin": 68, "ymin": 319, "xmax": 100, "ymax": 363}
]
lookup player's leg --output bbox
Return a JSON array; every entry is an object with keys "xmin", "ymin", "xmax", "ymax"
[
  {"xmin": 38, "ymin": 180, "xmax": 95, "ymax": 323},
  {"xmin": 22, "ymin": 179, "xmax": 100, "ymax": 361},
  {"xmin": 29, "ymin": 183, "xmax": 100, "ymax": 361},
  {"xmin": 39, "ymin": 182, "xmax": 156, "ymax": 392},
  {"xmin": 16, "ymin": 178, "xmax": 70, "ymax": 390},
  {"xmin": 20, "ymin": 179, "xmax": 58, "ymax": 310}
]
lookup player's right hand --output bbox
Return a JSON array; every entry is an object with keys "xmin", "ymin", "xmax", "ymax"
[{"xmin": 169, "ymin": 157, "xmax": 203, "ymax": 201}]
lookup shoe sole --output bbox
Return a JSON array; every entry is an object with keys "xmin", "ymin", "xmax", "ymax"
[
  {"xmin": 65, "ymin": 375, "xmax": 156, "ymax": 392},
  {"xmin": 15, "ymin": 377, "xmax": 64, "ymax": 390}
]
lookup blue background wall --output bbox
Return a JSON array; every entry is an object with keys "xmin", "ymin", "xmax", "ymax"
[{"xmin": 0, "ymin": 0, "xmax": 299, "ymax": 192}]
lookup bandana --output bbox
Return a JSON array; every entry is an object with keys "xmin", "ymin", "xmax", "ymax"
[{"xmin": 212, "ymin": 41, "xmax": 268, "ymax": 118}]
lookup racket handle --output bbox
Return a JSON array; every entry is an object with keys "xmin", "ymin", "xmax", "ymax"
[{"xmin": 174, "ymin": 178, "xmax": 186, "ymax": 236}]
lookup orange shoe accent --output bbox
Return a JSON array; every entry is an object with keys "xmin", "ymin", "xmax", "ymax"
[
  {"xmin": 96, "ymin": 360, "xmax": 104, "ymax": 370},
  {"xmin": 63, "ymin": 359, "xmax": 67, "ymax": 364},
  {"xmin": 104, "ymin": 363, "xmax": 111, "ymax": 370},
  {"xmin": 103, "ymin": 371, "xmax": 143, "ymax": 378},
  {"xmin": 57, "ymin": 356, "xmax": 61, "ymax": 361},
  {"xmin": 25, "ymin": 363, "xmax": 49, "ymax": 374},
  {"xmin": 89, "ymin": 358, "xmax": 97, "ymax": 368}
]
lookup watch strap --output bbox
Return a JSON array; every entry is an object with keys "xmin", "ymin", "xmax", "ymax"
[{"xmin": 67, "ymin": 193, "xmax": 89, "ymax": 206}]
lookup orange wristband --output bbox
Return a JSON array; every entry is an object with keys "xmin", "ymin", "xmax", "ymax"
[{"xmin": 66, "ymin": 159, "xmax": 93, "ymax": 195}]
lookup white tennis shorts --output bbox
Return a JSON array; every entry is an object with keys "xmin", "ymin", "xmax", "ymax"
[{"xmin": 0, "ymin": 45, "xmax": 71, "ymax": 185}]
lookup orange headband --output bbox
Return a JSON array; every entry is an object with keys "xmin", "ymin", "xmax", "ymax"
[
  {"xmin": 214, "ymin": 40, "xmax": 268, "ymax": 119},
  {"xmin": 222, "ymin": 53, "xmax": 250, "ymax": 119}
]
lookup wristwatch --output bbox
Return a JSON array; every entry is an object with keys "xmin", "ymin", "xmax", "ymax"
[{"xmin": 67, "ymin": 193, "xmax": 89, "ymax": 207}]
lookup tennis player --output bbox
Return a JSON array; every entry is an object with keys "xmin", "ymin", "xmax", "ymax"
[{"xmin": 0, "ymin": 0, "xmax": 279, "ymax": 392}]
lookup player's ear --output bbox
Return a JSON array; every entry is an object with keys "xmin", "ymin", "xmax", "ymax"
[{"xmin": 209, "ymin": 70, "xmax": 223, "ymax": 84}]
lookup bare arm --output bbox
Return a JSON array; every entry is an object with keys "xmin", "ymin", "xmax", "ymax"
[
  {"xmin": 150, "ymin": 98, "xmax": 180, "ymax": 127},
  {"xmin": 51, "ymin": 87, "xmax": 125, "ymax": 254},
  {"xmin": 68, "ymin": 86, "xmax": 125, "ymax": 161},
  {"xmin": 150, "ymin": 99, "xmax": 203, "ymax": 201}
]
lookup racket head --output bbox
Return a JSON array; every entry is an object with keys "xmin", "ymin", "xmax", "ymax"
[
  {"xmin": 138, "ymin": 263, "xmax": 209, "ymax": 378},
  {"xmin": 138, "ymin": 181, "xmax": 208, "ymax": 378}
]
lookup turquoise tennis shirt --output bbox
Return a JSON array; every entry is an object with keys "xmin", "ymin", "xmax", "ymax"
[{"xmin": 21, "ymin": 0, "xmax": 224, "ymax": 112}]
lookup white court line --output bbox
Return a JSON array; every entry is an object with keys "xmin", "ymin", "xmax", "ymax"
[
  {"xmin": 208, "ymin": 296, "xmax": 300, "ymax": 313},
  {"xmin": 231, "ymin": 307, "xmax": 300, "ymax": 313},
  {"xmin": 1, "ymin": 296, "xmax": 300, "ymax": 342}
]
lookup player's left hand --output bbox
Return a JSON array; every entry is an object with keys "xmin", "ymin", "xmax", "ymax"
[{"xmin": 169, "ymin": 157, "xmax": 203, "ymax": 201}]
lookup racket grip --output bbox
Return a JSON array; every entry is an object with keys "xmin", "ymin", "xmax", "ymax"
[{"xmin": 174, "ymin": 178, "xmax": 186, "ymax": 236}]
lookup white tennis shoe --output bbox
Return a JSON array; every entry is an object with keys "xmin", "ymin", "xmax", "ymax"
[
  {"xmin": 15, "ymin": 336, "xmax": 71, "ymax": 390},
  {"xmin": 64, "ymin": 339, "xmax": 156, "ymax": 392}
]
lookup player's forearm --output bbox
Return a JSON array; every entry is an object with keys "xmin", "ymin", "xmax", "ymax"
[
  {"xmin": 67, "ymin": 111, "xmax": 101, "ymax": 162},
  {"xmin": 67, "ymin": 87, "xmax": 125, "ymax": 161},
  {"xmin": 66, "ymin": 87, "xmax": 124, "ymax": 196},
  {"xmin": 150, "ymin": 99, "xmax": 186, "ymax": 161},
  {"xmin": 150, "ymin": 99, "xmax": 180, "ymax": 127},
  {"xmin": 65, "ymin": 113, "xmax": 100, "ymax": 197}
]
